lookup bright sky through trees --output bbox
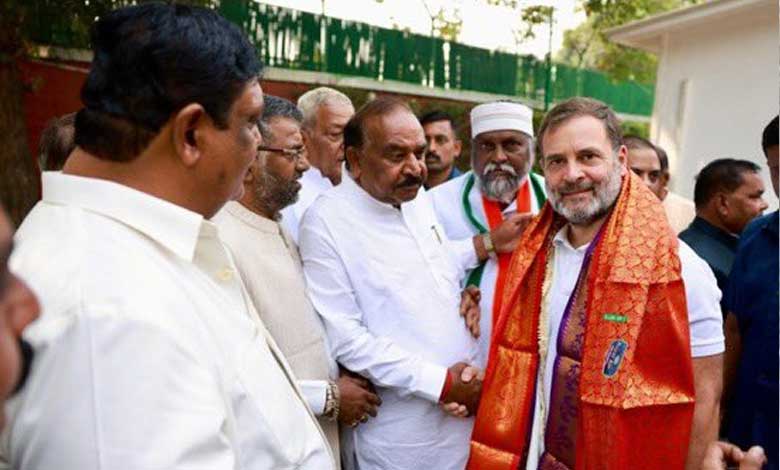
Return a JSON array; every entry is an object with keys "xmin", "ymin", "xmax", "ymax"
[{"xmin": 259, "ymin": 0, "xmax": 585, "ymax": 58}]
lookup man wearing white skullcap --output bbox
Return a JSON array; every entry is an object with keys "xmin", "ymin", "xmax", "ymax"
[{"xmin": 430, "ymin": 100, "xmax": 546, "ymax": 367}]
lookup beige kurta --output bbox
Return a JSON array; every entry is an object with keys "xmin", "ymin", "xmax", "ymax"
[
  {"xmin": 663, "ymin": 190, "xmax": 696, "ymax": 234},
  {"xmin": 214, "ymin": 201, "xmax": 341, "ymax": 467}
]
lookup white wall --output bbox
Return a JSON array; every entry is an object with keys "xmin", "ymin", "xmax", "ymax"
[{"xmin": 650, "ymin": 1, "xmax": 779, "ymax": 208}]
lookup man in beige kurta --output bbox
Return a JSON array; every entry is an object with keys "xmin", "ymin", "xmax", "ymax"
[{"xmin": 214, "ymin": 95, "xmax": 380, "ymax": 469}]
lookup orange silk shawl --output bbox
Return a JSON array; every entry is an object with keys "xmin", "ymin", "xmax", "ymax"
[{"xmin": 468, "ymin": 173, "xmax": 695, "ymax": 470}]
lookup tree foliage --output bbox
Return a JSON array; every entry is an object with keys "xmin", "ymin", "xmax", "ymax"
[
  {"xmin": 1, "ymin": 0, "xmax": 38, "ymax": 227},
  {"xmin": 557, "ymin": 0, "xmax": 700, "ymax": 83},
  {"xmin": 419, "ymin": 0, "xmax": 464, "ymax": 42},
  {"xmin": 485, "ymin": 0, "xmax": 553, "ymax": 52}
]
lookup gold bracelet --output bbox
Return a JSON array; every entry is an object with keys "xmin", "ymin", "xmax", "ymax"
[{"xmin": 323, "ymin": 380, "xmax": 340, "ymax": 421}]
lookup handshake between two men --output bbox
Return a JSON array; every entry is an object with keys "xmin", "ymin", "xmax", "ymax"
[
  {"xmin": 441, "ymin": 361, "xmax": 484, "ymax": 418},
  {"xmin": 340, "ymin": 212, "xmax": 532, "ymax": 425},
  {"xmin": 440, "ymin": 284, "xmax": 485, "ymax": 418},
  {"xmin": 438, "ymin": 212, "xmax": 535, "ymax": 419},
  {"xmin": 340, "ymin": 285, "xmax": 486, "ymax": 426}
]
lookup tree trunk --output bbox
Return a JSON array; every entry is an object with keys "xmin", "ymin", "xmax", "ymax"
[{"xmin": 0, "ymin": 3, "xmax": 39, "ymax": 228}]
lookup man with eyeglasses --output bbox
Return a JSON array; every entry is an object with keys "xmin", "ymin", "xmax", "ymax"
[
  {"xmin": 213, "ymin": 95, "xmax": 380, "ymax": 469},
  {"xmin": 430, "ymin": 101, "xmax": 545, "ymax": 367}
]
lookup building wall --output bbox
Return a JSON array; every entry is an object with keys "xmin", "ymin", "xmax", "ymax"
[{"xmin": 650, "ymin": 1, "xmax": 779, "ymax": 208}]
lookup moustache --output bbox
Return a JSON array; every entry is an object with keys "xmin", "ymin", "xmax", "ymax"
[
  {"xmin": 557, "ymin": 181, "xmax": 595, "ymax": 195},
  {"xmin": 396, "ymin": 176, "xmax": 423, "ymax": 189},
  {"xmin": 483, "ymin": 162, "xmax": 518, "ymax": 177},
  {"xmin": 425, "ymin": 151, "xmax": 441, "ymax": 161}
]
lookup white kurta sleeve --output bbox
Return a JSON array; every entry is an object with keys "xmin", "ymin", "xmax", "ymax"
[
  {"xmin": 298, "ymin": 380, "xmax": 328, "ymax": 415},
  {"xmin": 8, "ymin": 310, "xmax": 235, "ymax": 470},
  {"xmin": 445, "ymin": 236, "xmax": 479, "ymax": 277},
  {"xmin": 299, "ymin": 213, "xmax": 448, "ymax": 404}
]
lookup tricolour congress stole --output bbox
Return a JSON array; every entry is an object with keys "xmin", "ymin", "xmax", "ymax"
[
  {"xmin": 462, "ymin": 173, "xmax": 546, "ymax": 333},
  {"xmin": 468, "ymin": 173, "xmax": 695, "ymax": 470}
]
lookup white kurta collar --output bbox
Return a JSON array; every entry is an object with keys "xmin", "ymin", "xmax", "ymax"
[
  {"xmin": 41, "ymin": 171, "xmax": 204, "ymax": 262},
  {"xmin": 222, "ymin": 200, "xmax": 279, "ymax": 234},
  {"xmin": 552, "ymin": 224, "xmax": 589, "ymax": 253}
]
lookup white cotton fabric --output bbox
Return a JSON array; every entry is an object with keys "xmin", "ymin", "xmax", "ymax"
[
  {"xmin": 298, "ymin": 174, "xmax": 478, "ymax": 470},
  {"xmin": 3, "ymin": 172, "xmax": 333, "ymax": 470},
  {"xmin": 430, "ymin": 171, "xmax": 547, "ymax": 367},
  {"xmin": 281, "ymin": 167, "xmax": 334, "ymax": 244},
  {"xmin": 470, "ymin": 101, "xmax": 534, "ymax": 138}
]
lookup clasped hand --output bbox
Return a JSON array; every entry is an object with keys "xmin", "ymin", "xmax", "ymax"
[{"xmin": 440, "ymin": 362, "xmax": 483, "ymax": 418}]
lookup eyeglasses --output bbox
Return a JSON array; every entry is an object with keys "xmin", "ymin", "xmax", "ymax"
[{"xmin": 257, "ymin": 145, "xmax": 306, "ymax": 162}]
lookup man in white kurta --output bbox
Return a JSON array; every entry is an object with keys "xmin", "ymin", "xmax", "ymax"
[
  {"xmin": 281, "ymin": 166, "xmax": 333, "ymax": 243},
  {"xmin": 281, "ymin": 87, "xmax": 355, "ymax": 243},
  {"xmin": 431, "ymin": 101, "xmax": 546, "ymax": 367},
  {"xmin": 7, "ymin": 173, "xmax": 333, "ymax": 470},
  {"xmin": 1, "ymin": 6, "xmax": 332, "ymax": 468},
  {"xmin": 299, "ymin": 98, "xmax": 486, "ymax": 470}
]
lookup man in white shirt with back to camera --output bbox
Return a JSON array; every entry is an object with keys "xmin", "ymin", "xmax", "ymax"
[
  {"xmin": 4, "ymin": 4, "xmax": 333, "ymax": 470},
  {"xmin": 298, "ymin": 97, "xmax": 530, "ymax": 470}
]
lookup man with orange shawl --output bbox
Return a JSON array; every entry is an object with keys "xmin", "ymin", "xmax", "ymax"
[{"xmin": 468, "ymin": 98, "xmax": 724, "ymax": 470}]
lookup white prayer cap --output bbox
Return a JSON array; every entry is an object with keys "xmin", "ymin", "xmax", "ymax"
[{"xmin": 470, "ymin": 101, "xmax": 534, "ymax": 139}]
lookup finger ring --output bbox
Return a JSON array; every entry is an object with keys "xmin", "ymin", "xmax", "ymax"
[{"xmin": 360, "ymin": 414, "xmax": 369, "ymax": 423}]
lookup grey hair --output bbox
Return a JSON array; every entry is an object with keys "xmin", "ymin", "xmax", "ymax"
[
  {"xmin": 259, "ymin": 95, "xmax": 303, "ymax": 143},
  {"xmin": 296, "ymin": 87, "xmax": 353, "ymax": 129}
]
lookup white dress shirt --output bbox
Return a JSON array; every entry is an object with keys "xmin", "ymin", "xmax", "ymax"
[
  {"xmin": 430, "ymin": 171, "xmax": 546, "ymax": 367},
  {"xmin": 281, "ymin": 167, "xmax": 333, "ymax": 244},
  {"xmin": 524, "ymin": 226, "xmax": 725, "ymax": 469},
  {"xmin": 298, "ymin": 174, "xmax": 478, "ymax": 470},
  {"xmin": 5, "ymin": 172, "xmax": 333, "ymax": 470}
]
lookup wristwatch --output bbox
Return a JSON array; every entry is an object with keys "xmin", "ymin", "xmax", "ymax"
[{"xmin": 482, "ymin": 232, "xmax": 497, "ymax": 259}]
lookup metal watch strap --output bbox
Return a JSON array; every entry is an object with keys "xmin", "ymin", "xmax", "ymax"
[{"xmin": 482, "ymin": 231, "xmax": 496, "ymax": 258}]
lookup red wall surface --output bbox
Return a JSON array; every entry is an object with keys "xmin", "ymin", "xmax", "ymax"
[{"xmin": 20, "ymin": 59, "xmax": 87, "ymax": 159}]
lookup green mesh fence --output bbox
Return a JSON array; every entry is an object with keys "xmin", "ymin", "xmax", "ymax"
[{"xmin": 24, "ymin": 0, "xmax": 654, "ymax": 116}]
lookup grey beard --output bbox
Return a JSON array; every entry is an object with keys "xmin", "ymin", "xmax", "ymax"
[
  {"xmin": 252, "ymin": 172, "xmax": 300, "ymax": 219},
  {"xmin": 546, "ymin": 161, "xmax": 623, "ymax": 225}
]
